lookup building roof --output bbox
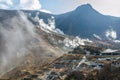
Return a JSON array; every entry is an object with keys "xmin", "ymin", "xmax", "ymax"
[{"xmin": 102, "ymin": 49, "xmax": 118, "ymax": 53}]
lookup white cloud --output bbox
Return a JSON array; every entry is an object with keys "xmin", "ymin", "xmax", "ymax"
[
  {"xmin": 0, "ymin": 0, "xmax": 13, "ymax": 9},
  {"xmin": 18, "ymin": 0, "xmax": 41, "ymax": 10},
  {"xmin": 0, "ymin": 0, "xmax": 13, "ymax": 5},
  {"xmin": 0, "ymin": 0, "xmax": 52, "ymax": 13},
  {"xmin": 0, "ymin": 0, "xmax": 41, "ymax": 10}
]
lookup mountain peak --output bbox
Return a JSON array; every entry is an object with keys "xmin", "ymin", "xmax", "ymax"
[
  {"xmin": 82, "ymin": 3, "xmax": 92, "ymax": 7},
  {"xmin": 75, "ymin": 4, "xmax": 93, "ymax": 11}
]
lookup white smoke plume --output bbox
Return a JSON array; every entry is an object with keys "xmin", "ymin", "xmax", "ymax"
[
  {"xmin": 33, "ymin": 12, "xmax": 64, "ymax": 34},
  {"xmin": 0, "ymin": 11, "xmax": 36, "ymax": 75},
  {"xmin": 63, "ymin": 36, "xmax": 93, "ymax": 48},
  {"xmin": 105, "ymin": 28, "xmax": 117, "ymax": 40}
]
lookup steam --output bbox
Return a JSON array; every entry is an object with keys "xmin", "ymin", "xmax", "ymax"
[
  {"xmin": 105, "ymin": 28, "xmax": 117, "ymax": 40},
  {"xmin": 0, "ymin": 11, "xmax": 35, "ymax": 74},
  {"xmin": 63, "ymin": 36, "xmax": 93, "ymax": 48},
  {"xmin": 33, "ymin": 12, "xmax": 64, "ymax": 34},
  {"xmin": 93, "ymin": 34, "xmax": 102, "ymax": 40}
]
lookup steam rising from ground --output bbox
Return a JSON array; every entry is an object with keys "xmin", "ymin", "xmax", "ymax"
[
  {"xmin": 93, "ymin": 34, "xmax": 102, "ymax": 40},
  {"xmin": 63, "ymin": 36, "xmax": 93, "ymax": 48},
  {"xmin": 0, "ymin": 11, "xmax": 65, "ymax": 75},
  {"xmin": 33, "ymin": 12, "xmax": 64, "ymax": 34},
  {"xmin": 105, "ymin": 28, "xmax": 117, "ymax": 40},
  {"xmin": 0, "ymin": 11, "xmax": 35, "ymax": 74}
]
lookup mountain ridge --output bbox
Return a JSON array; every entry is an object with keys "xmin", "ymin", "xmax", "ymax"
[
  {"xmin": 1, "ymin": 4, "xmax": 120, "ymax": 40},
  {"xmin": 55, "ymin": 4, "xmax": 120, "ymax": 40}
]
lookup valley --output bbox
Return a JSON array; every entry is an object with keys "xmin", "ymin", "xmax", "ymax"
[{"xmin": 0, "ymin": 3, "xmax": 120, "ymax": 80}]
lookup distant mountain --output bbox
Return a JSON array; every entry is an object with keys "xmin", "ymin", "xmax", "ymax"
[
  {"xmin": 1, "ymin": 4, "xmax": 120, "ymax": 40},
  {"xmin": 1, "ymin": 4, "xmax": 120, "ymax": 77},
  {"xmin": 55, "ymin": 4, "xmax": 120, "ymax": 40}
]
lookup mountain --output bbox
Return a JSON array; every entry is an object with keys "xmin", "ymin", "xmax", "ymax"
[
  {"xmin": 1, "ymin": 4, "xmax": 120, "ymax": 40},
  {"xmin": 1, "ymin": 4, "xmax": 120, "ymax": 80},
  {"xmin": 55, "ymin": 4, "xmax": 120, "ymax": 40}
]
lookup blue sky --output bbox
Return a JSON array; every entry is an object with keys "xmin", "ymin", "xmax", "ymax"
[
  {"xmin": 0, "ymin": 0, "xmax": 120, "ymax": 16},
  {"xmin": 40, "ymin": 0, "xmax": 63, "ymax": 14},
  {"xmin": 39, "ymin": 0, "xmax": 83, "ymax": 14},
  {"xmin": 40, "ymin": 0, "xmax": 120, "ymax": 16}
]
